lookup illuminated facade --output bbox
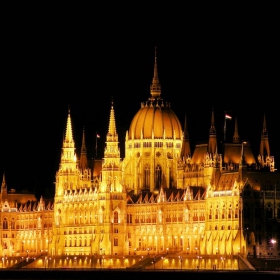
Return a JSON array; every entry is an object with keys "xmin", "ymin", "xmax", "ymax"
[{"xmin": 0, "ymin": 51, "xmax": 279, "ymax": 265}]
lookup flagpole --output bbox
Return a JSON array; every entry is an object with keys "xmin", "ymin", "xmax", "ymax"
[
  {"xmin": 95, "ymin": 131, "xmax": 98, "ymax": 158},
  {"xmin": 224, "ymin": 111, "xmax": 226, "ymax": 142}
]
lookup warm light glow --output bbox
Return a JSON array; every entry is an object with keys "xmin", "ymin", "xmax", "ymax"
[{"xmin": 271, "ymin": 239, "xmax": 276, "ymax": 245}]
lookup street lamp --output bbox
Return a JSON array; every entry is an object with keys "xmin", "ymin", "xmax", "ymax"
[{"xmin": 271, "ymin": 239, "xmax": 276, "ymax": 255}]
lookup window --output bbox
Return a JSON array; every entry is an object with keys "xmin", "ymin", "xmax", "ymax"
[
  {"xmin": 114, "ymin": 211, "xmax": 118, "ymax": 224},
  {"xmin": 3, "ymin": 218, "xmax": 8, "ymax": 229},
  {"xmin": 134, "ymin": 142, "xmax": 141, "ymax": 148},
  {"xmin": 166, "ymin": 142, "xmax": 173, "ymax": 148},
  {"xmin": 11, "ymin": 218, "xmax": 15, "ymax": 229},
  {"xmin": 154, "ymin": 142, "xmax": 163, "ymax": 148},
  {"xmin": 144, "ymin": 165, "xmax": 150, "ymax": 188},
  {"xmin": 127, "ymin": 213, "xmax": 132, "ymax": 223},
  {"xmin": 143, "ymin": 142, "xmax": 152, "ymax": 148},
  {"xmin": 114, "ymin": 238, "xmax": 118, "ymax": 246},
  {"xmin": 155, "ymin": 165, "xmax": 162, "ymax": 189}
]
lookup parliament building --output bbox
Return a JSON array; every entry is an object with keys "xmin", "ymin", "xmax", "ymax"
[{"xmin": 0, "ymin": 51, "xmax": 279, "ymax": 269}]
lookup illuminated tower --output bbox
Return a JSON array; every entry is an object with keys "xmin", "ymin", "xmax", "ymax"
[
  {"xmin": 52, "ymin": 108, "xmax": 92, "ymax": 256},
  {"xmin": 98, "ymin": 101, "xmax": 127, "ymax": 255}
]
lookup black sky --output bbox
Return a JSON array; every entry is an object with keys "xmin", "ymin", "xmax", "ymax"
[{"xmin": 1, "ymin": 9, "xmax": 279, "ymax": 198}]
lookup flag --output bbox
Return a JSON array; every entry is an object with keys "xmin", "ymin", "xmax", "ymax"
[
  {"xmin": 96, "ymin": 133, "xmax": 100, "ymax": 138},
  {"xmin": 225, "ymin": 114, "xmax": 232, "ymax": 120}
]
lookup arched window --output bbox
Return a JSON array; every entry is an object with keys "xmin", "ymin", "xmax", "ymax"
[
  {"xmin": 144, "ymin": 165, "xmax": 150, "ymax": 188},
  {"xmin": 11, "ymin": 218, "xmax": 15, "ymax": 229},
  {"xmin": 155, "ymin": 164, "xmax": 162, "ymax": 189},
  {"xmin": 3, "ymin": 218, "xmax": 8, "ymax": 229}
]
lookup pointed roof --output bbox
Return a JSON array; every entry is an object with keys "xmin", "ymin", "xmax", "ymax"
[
  {"xmin": 233, "ymin": 116, "xmax": 240, "ymax": 143},
  {"xmin": 260, "ymin": 112, "xmax": 270, "ymax": 157},
  {"xmin": 150, "ymin": 46, "xmax": 161, "ymax": 99},
  {"xmin": 208, "ymin": 108, "xmax": 217, "ymax": 156},
  {"xmin": 60, "ymin": 107, "xmax": 77, "ymax": 165},
  {"xmin": 1, "ymin": 173, "xmax": 7, "ymax": 189},
  {"xmin": 223, "ymin": 142, "xmax": 256, "ymax": 166},
  {"xmin": 108, "ymin": 100, "xmax": 117, "ymax": 137},
  {"xmin": 64, "ymin": 108, "xmax": 75, "ymax": 145},
  {"xmin": 209, "ymin": 108, "xmax": 216, "ymax": 135},
  {"xmin": 78, "ymin": 126, "xmax": 88, "ymax": 170},
  {"xmin": 181, "ymin": 112, "xmax": 191, "ymax": 158}
]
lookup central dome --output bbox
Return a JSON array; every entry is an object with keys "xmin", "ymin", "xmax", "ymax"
[
  {"xmin": 128, "ymin": 100, "xmax": 182, "ymax": 139},
  {"xmin": 128, "ymin": 49, "xmax": 182, "ymax": 140}
]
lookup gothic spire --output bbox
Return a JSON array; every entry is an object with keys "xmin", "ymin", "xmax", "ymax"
[
  {"xmin": 64, "ymin": 107, "xmax": 75, "ymax": 146},
  {"xmin": 181, "ymin": 112, "xmax": 191, "ymax": 159},
  {"xmin": 150, "ymin": 46, "xmax": 161, "ymax": 99},
  {"xmin": 233, "ymin": 116, "xmax": 240, "ymax": 143},
  {"xmin": 208, "ymin": 108, "xmax": 217, "ymax": 156},
  {"xmin": 1, "ymin": 173, "xmax": 7, "ymax": 190},
  {"xmin": 260, "ymin": 112, "xmax": 270, "ymax": 157},
  {"xmin": 79, "ymin": 126, "xmax": 88, "ymax": 170},
  {"xmin": 209, "ymin": 108, "xmax": 216, "ymax": 135},
  {"xmin": 108, "ymin": 99, "xmax": 117, "ymax": 137},
  {"xmin": 101, "ymin": 100, "xmax": 122, "ymax": 193},
  {"xmin": 61, "ymin": 107, "xmax": 76, "ymax": 163}
]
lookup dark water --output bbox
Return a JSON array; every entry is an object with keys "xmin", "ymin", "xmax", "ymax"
[{"xmin": 0, "ymin": 269, "xmax": 279, "ymax": 280}]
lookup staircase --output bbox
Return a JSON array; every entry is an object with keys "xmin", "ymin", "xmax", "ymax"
[
  {"xmin": 129, "ymin": 254, "xmax": 166, "ymax": 270},
  {"xmin": 8, "ymin": 257, "xmax": 37, "ymax": 269}
]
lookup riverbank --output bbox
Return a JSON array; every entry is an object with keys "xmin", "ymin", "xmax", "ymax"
[{"xmin": 0, "ymin": 268, "xmax": 279, "ymax": 280}]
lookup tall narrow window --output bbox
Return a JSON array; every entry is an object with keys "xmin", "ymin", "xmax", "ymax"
[
  {"xmin": 144, "ymin": 165, "xmax": 150, "ymax": 188},
  {"xmin": 3, "ymin": 218, "xmax": 8, "ymax": 229},
  {"xmin": 114, "ymin": 211, "xmax": 118, "ymax": 224},
  {"xmin": 155, "ymin": 164, "xmax": 162, "ymax": 189},
  {"xmin": 11, "ymin": 218, "xmax": 15, "ymax": 229}
]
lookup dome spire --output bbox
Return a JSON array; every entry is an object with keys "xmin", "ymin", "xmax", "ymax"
[{"xmin": 150, "ymin": 46, "xmax": 161, "ymax": 99}]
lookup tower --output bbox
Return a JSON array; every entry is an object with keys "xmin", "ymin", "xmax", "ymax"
[{"xmin": 98, "ymin": 101, "xmax": 127, "ymax": 255}]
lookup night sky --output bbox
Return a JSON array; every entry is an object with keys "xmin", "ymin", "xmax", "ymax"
[{"xmin": 1, "ymin": 10, "xmax": 279, "ymax": 199}]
